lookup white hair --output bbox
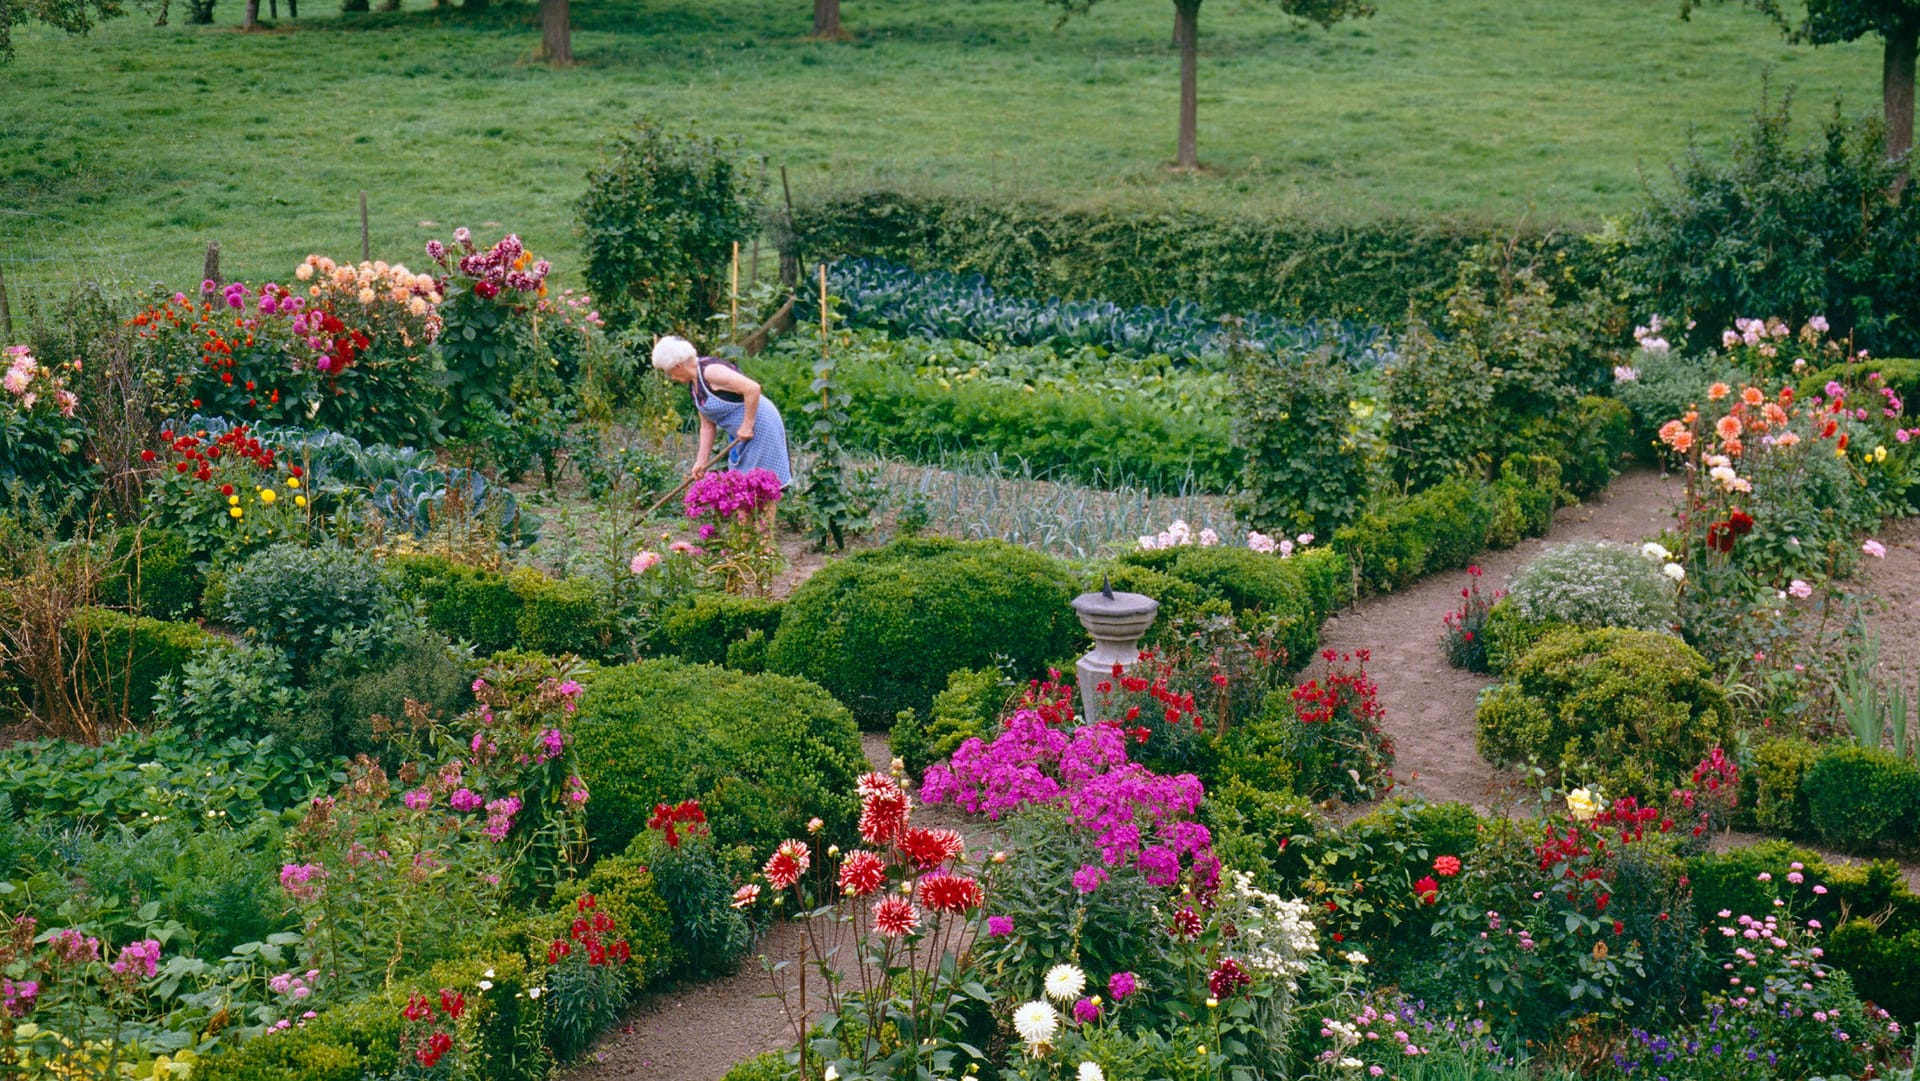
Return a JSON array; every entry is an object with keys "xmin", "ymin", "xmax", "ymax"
[{"xmin": 651, "ymin": 335, "xmax": 698, "ymax": 372}]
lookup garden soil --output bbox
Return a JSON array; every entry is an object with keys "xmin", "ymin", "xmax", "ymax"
[{"xmin": 569, "ymin": 467, "xmax": 1920, "ymax": 1080}]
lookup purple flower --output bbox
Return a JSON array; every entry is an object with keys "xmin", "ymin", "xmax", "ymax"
[
  {"xmin": 110, "ymin": 939, "xmax": 162, "ymax": 979},
  {"xmin": 1072, "ymin": 863, "xmax": 1109, "ymax": 894},
  {"xmin": 1137, "ymin": 845, "xmax": 1181, "ymax": 887},
  {"xmin": 541, "ymin": 728, "xmax": 566, "ymax": 758},
  {"xmin": 426, "ymin": 239, "xmax": 447, "ymax": 262},
  {"xmin": 1073, "ymin": 997, "xmax": 1101, "ymax": 1023},
  {"xmin": 199, "ymin": 279, "xmax": 216, "ymax": 294},
  {"xmin": 449, "ymin": 788, "xmax": 484, "ymax": 813},
  {"xmin": 1108, "ymin": 971, "xmax": 1137, "ymax": 1001},
  {"xmin": 279, "ymin": 863, "xmax": 326, "ymax": 903},
  {"xmin": 987, "ymin": 915, "xmax": 1014, "ymax": 937},
  {"xmin": 403, "ymin": 788, "xmax": 433, "ymax": 811}
]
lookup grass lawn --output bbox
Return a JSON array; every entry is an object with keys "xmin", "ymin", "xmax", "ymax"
[{"xmin": 0, "ymin": 0, "xmax": 1880, "ymax": 296}]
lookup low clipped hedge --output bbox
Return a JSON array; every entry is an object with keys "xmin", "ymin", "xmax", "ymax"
[
  {"xmin": 572, "ymin": 659, "xmax": 865, "ymax": 856},
  {"xmin": 1112, "ymin": 545, "xmax": 1347, "ymax": 669},
  {"xmin": 67, "ymin": 607, "xmax": 223, "ymax": 724},
  {"xmin": 660, "ymin": 594, "xmax": 784, "ymax": 667},
  {"xmin": 1335, "ymin": 478, "xmax": 1501, "ymax": 595},
  {"xmin": 1797, "ymin": 359, "xmax": 1920, "ymax": 418},
  {"xmin": 1804, "ymin": 746, "xmax": 1920, "ymax": 852},
  {"xmin": 1475, "ymin": 627, "xmax": 1731, "ymax": 804},
  {"xmin": 389, "ymin": 553, "xmax": 524, "ymax": 656},
  {"xmin": 767, "ymin": 537, "xmax": 1082, "ymax": 729},
  {"xmin": 97, "ymin": 526, "xmax": 203, "ymax": 619}
]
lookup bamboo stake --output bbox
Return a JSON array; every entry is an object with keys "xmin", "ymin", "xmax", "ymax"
[
  {"xmin": 359, "ymin": 191, "xmax": 371, "ymax": 262},
  {"xmin": 0, "ymin": 265, "xmax": 12, "ymax": 338},
  {"xmin": 730, "ymin": 240, "xmax": 740, "ymax": 342},
  {"xmin": 639, "ymin": 436, "xmax": 737, "ymax": 515}
]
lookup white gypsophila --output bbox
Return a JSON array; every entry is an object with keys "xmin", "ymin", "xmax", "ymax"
[
  {"xmin": 1043, "ymin": 963, "xmax": 1087, "ymax": 1002},
  {"xmin": 1013, "ymin": 1000, "xmax": 1059, "ymax": 1046},
  {"xmin": 1216, "ymin": 870, "xmax": 1317, "ymax": 986},
  {"xmin": 1078, "ymin": 1062, "xmax": 1105, "ymax": 1081},
  {"xmin": 1506, "ymin": 540, "xmax": 1679, "ymax": 633}
]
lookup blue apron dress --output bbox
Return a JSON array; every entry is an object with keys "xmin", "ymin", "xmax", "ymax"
[{"xmin": 693, "ymin": 358, "xmax": 793, "ymax": 488}]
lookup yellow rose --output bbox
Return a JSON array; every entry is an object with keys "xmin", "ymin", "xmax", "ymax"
[
  {"xmin": 259, "ymin": 488, "xmax": 277, "ymax": 505},
  {"xmin": 227, "ymin": 494, "xmax": 239, "ymax": 506},
  {"xmin": 1876, "ymin": 445, "xmax": 1889, "ymax": 462},
  {"xmin": 1566, "ymin": 787, "xmax": 1601, "ymax": 822}
]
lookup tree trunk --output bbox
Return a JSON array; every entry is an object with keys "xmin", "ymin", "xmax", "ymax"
[
  {"xmin": 539, "ymin": 0, "xmax": 573, "ymax": 64},
  {"xmin": 288, "ymin": 0, "xmax": 297, "ymax": 17},
  {"xmin": 461, "ymin": 0, "xmax": 487, "ymax": 12},
  {"xmin": 152, "ymin": 0, "xmax": 169, "ymax": 26},
  {"xmin": 1173, "ymin": 0, "xmax": 1200, "ymax": 170},
  {"xmin": 812, "ymin": 0, "xmax": 841, "ymax": 38},
  {"xmin": 1887, "ymin": 23, "xmax": 1917, "ymax": 163},
  {"xmin": 340, "ymin": 0, "xmax": 368, "ymax": 13},
  {"xmin": 243, "ymin": 0, "xmax": 257, "ymax": 28}
]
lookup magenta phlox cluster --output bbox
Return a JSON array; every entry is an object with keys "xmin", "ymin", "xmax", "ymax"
[
  {"xmin": 921, "ymin": 710, "xmax": 1216, "ymax": 889},
  {"xmin": 111, "ymin": 939, "xmax": 163, "ymax": 980},
  {"xmin": 685, "ymin": 468, "xmax": 784, "ymax": 521}
]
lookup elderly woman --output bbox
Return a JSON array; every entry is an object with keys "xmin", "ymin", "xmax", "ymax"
[{"xmin": 650, "ymin": 335, "xmax": 793, "ymax": 487}]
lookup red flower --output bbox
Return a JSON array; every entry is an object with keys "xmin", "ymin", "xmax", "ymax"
[
  {"xmin": 858, "ymin": 787, "xmax": 910, "ymax": 846},
  {"xmin": 438, "ymin": 989, "xmax": 465, "ymax": 1019},
  {"xmin": 1170, "ymin": 908, "xmax": 1203, "ymax": 939},
  {"xmin": 872, "ymin": 894, "xmax": 921, "ymax": 938},
  {"xmin": 917, "ymin": 871, "xmax": 984, "ymax": 914},
  {"xmin": 1208, "ymin": 957, "xmax": 1252, "ymax": 998},
  {"xmin": 139, "ymin": 449, "xmax": 156, "ymax": 463},
  {"xmin": 898, "ymin": 827, "xmax": 965, "ymax": 870},
  {"xmin": 836, "ymin": 849, "xmax": 888, "ymax": 897},
  {"xmin": 763, "ymin": 839, "xmax": 811, "ymax": 889},
  {"xmin": 547, "ymin": 940, "xmax": 571, "ymax": 964},
  {"xmin": 1414, "ymin": 876, "xmax": 1439, "ymax": 904},
  {"xmin": 401, "ymin": 993, "xmax": 432, "ymax": 1022},
  {"xmin": 416, "ymin": 1031, "xmax": 453, "ymax": 1067},
  {"xmin": 1432, "ymin": 855, "xmax": 1462, "ymax": 877}
]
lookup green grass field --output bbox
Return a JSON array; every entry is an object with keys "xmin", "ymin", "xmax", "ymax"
[{"xmin": 0, "ymin": 0, "xmax": 1881, "ymax": 296}]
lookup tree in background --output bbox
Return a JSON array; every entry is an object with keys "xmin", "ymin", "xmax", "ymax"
[
  {"xmin": 539, "ymin": 0, "xmax": 571, "ymax": 64},
  {"xmin": 1045, "ymin": 0, "xmax": 1372, "ymax": 170},
  {"xmin": 813, "ymin": 0, "xmax": 842, "ymax": 37},
  {"xmin": 1686, "ymin": 0, "xmax": 1920, "ymax": 160},
  {"xmin": 0, "ymin": 0, "xmax": 120, "ymax": 60}
]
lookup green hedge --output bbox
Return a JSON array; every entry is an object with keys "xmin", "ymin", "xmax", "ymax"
[
  {"xmin": 754, "ymin": 351, "xmax": 1237, "ymax": 494},
  {"xmin": 389, "ymin": 554, "xmax": 525, "ymax": 656},
  {"xmin": 1798, "ymin": 358, "xmax": 1920, "ymax": 417},
  {"xmin": 1475, "ymin": 627, "xmax": 1731, "ymax": 804},
  {"xmin": 660, "ymin": 594, "xmax": 785, "ymax": 667},
  {"xmin": 1335, "ymin": 478, "xmax": 1502, "ymax": 595},
  {"xmin": 572, "ymin": 659, "xmax": 866, "ymax": 856},
  {"xmin": 97, "ymin": 527, "xmax": 203, "ymax": 620},
  {"xmin": 67, "ymin": 607, "xmax": 222, "ymax": 724},
  {"xmin": 509, "ymin": 569, "xmax": 611, "ymax": 659},
  {"xmin": 767, "ymin": 537, "xmax": 1082, "ymax": 729},
  {"xmin": 790, "ymin": 189, "xmax": 1583, "ymax": 324},
  {"xmin": 1804, "ymin": 746, "xmax": 1920, "ymax": 852},
  {"xmin": 1112, "ymin": 545, "xmax": 1347, "ymax": 669}
]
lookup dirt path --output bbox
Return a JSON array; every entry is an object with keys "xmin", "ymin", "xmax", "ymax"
[
  {"xmin": 1316, "ymin": 468, "xmax": 1687, "ymax": 812},
  {"xmin": 567, "ymin": 733, "xmax": 999, "ymax": 1081}
]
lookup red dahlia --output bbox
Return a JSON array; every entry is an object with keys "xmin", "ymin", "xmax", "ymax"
[
  {"xmin": 836, "ymin": 850, "xmax": 888, "ymax": 897},
  {"xmin": 872, "ymin": 895, "xmax": 921, "ymax": 938},
  {"xmin": 917, "ymin": 872, "xmax": 984, "ymax": 914}
]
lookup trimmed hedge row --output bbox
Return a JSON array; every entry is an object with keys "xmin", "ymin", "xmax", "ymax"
[
  {"xmin": 1113, "ymin": 545, "xmax": 1348, "ymax": 669},
  {"xmin": 572, "ymin": 658, "xmax": 866, "ymax": 856},
  {"xmin": 67, "ymin": 607, "xmax": 223, "ymax": 724},
  {"xmin": 790, "ymin": 190, "xmax": 1582, "ymax": 324},
  {"xmin": 1745, "ymin": 737, "xmax": 1920, "ymax": 854}
]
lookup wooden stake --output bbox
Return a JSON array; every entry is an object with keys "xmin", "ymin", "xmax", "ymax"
[
  {"xmin": 778, "ymin": 166, "xmax": 799, "ymax": 288},
  {"xmin": 203, "ymin": 241, "xmax": 222, "ymax": 289},
  {"xmin": 359, "ymin": 191, "xmax": 371, "ymax": 263},
  {"xmin": 0, "ymin": 265, "xmax": 12, "ymax": 339},
  {"xmin": 730, "ymin": 240, "xmax": 740, "ymax": 343}
]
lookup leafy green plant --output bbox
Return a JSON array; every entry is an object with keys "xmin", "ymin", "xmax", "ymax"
[
  {"xmin": 1803, "ymin": 745, "xmax": 1920, "ymax": 851},
  {"xmin": 1233, "ymin": 339, "xmax": 1373, "ymax": 537},
  {"xmin": 220, "ymin": 542, "xmax": 397, "ymax": 670}
]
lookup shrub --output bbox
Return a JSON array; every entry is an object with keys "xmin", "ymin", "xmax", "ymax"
[
  {"xmin": 1474, "ymin": 627, "xmax": 1731, "ymax": 804},
  {"xmin": 660, "ymin": 593, "xmax": 784, "ymax": 666},
  {"xmin": 1118, "ymin": 545, "xmax": 1347, "ymax": 668},
  {"xmin": 891, "ymin": 666, "xmax": 1010, "ymax": 777},
  {"xmin": 766, "ymin": 537, "xmax": 1081, "ymax": 728},
  {"xmin": 388, "ymin": 553, "xmax": 523, "ymax": 656},
  {"xmin": 1479, "ymin": 599, "xmax": 1559, "ymax": 677},
  {"xmin": 1746, "ymin": 737, "xmax": 1819, "ymax": 836},
  {"xmin": 66, "ymin": 606, "xmax": 221, "ymax": 724},
  {"xmin": 547, "ymin": 852, "xmax": 677, "ymax": 989},
  {"xmin": 572, "ymin": 659, "xmax": 865, "ymax": 856},
  {"xmin": 1202, "ymin": 778, "xmax": 1316, "ymax": 889},
  {"xmin": 154, "ymin": 640, "xmax": 305, "ymax": 742},
  {"xmin": 302, "ymin": 625, "xmax": 475, "ymax": 757},
  {"xmin": 1797, "ymin": 359, "xmax": 1920, "ymax": 421},
  {"xmin": 221, "ymin": 542, "xmax": 396, "ymax": 669},
  {"xmin": 97, "ymin": 526, "xmax": 202, "ymax": 619},
  {"xmin": 1485, "ymin": 463, "xmax": 1557, "ymax": 550},
  {"xmin": 628, "ymin": 828, "xmax": 754, "ymax": 980},
  {"xmin": 1234, "ymin": 344, "xmax": 1373, "ymax": 536},
  {"xmin": 577, "ymin": 118, "xmax": 761, "ymax": 332},
  {"xmin": 509, "ymin": 568, "xmax": 611, "ymax": 659},
  {"xmin": 1528, "ymin": 395, "xmax": 1632, "ymax": 500},
  {"xmin": 1803, "ymin": 746, "xmax": 1920, "ymax": 852},
  {"xmin": 722, "ymin": 1053, "xmax": 790, "ymax": 1081},
  {"xmin": 1619, "ymin": 96, "xmax": 1920, "ymax": 357},
  {"xmin": 66, "ymin": 818, "xmax": 289, "ymax": 958},
  {"xmin": 1504, "ymin": 540, "xmax": 1679, "ymax": 633},
  {"xmin": 1828, "ymin": 919, "xmax": 1920, "ymax": 1022},
  {"xmin": 1334, "ymin": 478, "xmax": 1496, "ymax": 594}
]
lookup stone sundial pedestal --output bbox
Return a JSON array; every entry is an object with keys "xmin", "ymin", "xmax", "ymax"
[{"xmin": 1068, "ymin": 577, "xmax": 1160, "ymax": 723}]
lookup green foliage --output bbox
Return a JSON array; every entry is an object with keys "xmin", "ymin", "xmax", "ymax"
[
  {"xmin": 1233, "ymin": 344, "xmax": 1371, "ymax": 535},
  {"xmin": 1200, "ymin": 777, "xmax": 1316, "ymax": 888},
  {"xmin": 572, "ymin": 658, "xmax": 865, "ymax": 856},
  {"xmin": 1485, "ymin": 461, "xmax": 1558, "ymax": 550},
  {"xmin": 220, "ymin": 541, "xmax": 396, "ymax": 670},
  {"xmin": 799, "ymin": 335, "xmax": 874, "ymax": 550},
  {"xmin": 65, "ymin": 605, "xmax": 219, "ymax": 724},
  {"xmin": 1615, "ymin": 348, "xmax": 1750, "ymax": 460},
  {"xmin": 626, "ymin": 830, "xmax": 753, "ymax": 981},
  {"xmin": 1803, "ymin": 745, "xmax": 1920, "ymax": 851},
  {"xmin": 1474, "ymin": 627, "xmax": 1732, "ymax": 804},
  {"xmin": 1526, "ymin": 395, "xmax": 1633, "ymax": 500},
  {"xmin": 660, "ymin": 593, "xmax": 784, "ymax": 666},
  {"xmin": 1118, "ymin": 545, "xmax": 1347, "ymax": 667},
  {"xmin": 793, "ymin": 191, "xmax": 1586, "ymax": 325},
  {"xmin": 766, "ymin": 537, "xmax": 1081, "ymax": 728},
  {"xmin": 509, "ymin": 567, "xmax": 611, "ymax": 659},
  {"xmin": 1746, "ymin": 736, "xmax": 1819, "ymax": 835},
  {"xmin": 753, "ymin": 335, "xmax": 1237, "ymax": 495},
  {"xmin": 1828, "ymin": 919, "xmax": 1920, "ymax": 1022},
  {"xmin": 302, "ymin": 623, "xmax": 474, "ymax": 757},
  {"xmin": 1504, "ymin": 540, "xmax": 1680, "ymax": 633},
  {"xmin": 549, "ymin": 852, "xmax": 678, "ymax": 989},
  {"xmin": 1334, "ymin": 478, "xmax": 1498, "ymax": 595},
  {"xmin": 577, "ymin": 118, "xmax": 760, "ymax": 332},
  {"xmin": 387, "ymin": 552, "xmax": 524, "ymax": 655},
  {"xmin": 1798, "ymin": 358, "xmax": 1920, "ymax": 418},
  {"xmin": 1479, "ymin": 599, "xmax": 1560, "ymax": 677},
  {"xmin": 60, "ymin": 818, "xmax": 291, "ymax": 957},
  {"xmin": 722, "ymin": 1053, "xmax": 792, "ymax": 1081},
  {"xmin": 0, "ymin": 726, "xmax": 328, "ymax": 826},
  {"xmin": 1618, "ymin": 94, "xmax": 1920, "ymax": 356},
  {"xmin": 96, "ymin": 526, "xmax": 202, "ymax": 620},
  {"xmin": 155, "ymin": 639, "xmax": 305, "ymax": 743}
]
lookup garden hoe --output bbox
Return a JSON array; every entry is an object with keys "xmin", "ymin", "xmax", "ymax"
[{"xmin": 638, "ymin": 434, "xmax": 738, "ymax": 516}]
